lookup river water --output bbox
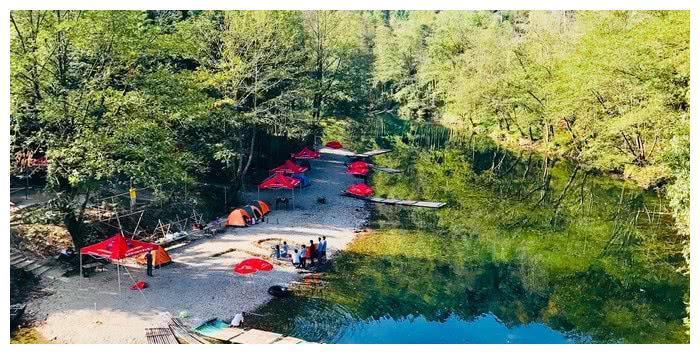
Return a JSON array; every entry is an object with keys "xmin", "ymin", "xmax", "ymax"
[{"xmin": 247, "ymin": 116, "xmax": 689, "ymax": 344}]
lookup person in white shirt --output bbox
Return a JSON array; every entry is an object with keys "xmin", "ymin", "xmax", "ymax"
[
  {"xmin": 320, "ymin": 236, "xmax": 328, "ymax": 259},
  {"xmin": 292, "ymin": 249, "xmax": 301, "ymax": 268},
  {"xmin": 231, "ymin": 312, "xmax": 244, "ymax": 327}
]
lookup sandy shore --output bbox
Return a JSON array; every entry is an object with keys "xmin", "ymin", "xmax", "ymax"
[{"xmin": 27, "ymin": 156, "xmax": 368, "ymax": 343}]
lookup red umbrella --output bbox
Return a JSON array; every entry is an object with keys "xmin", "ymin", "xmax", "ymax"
[
  {"xmin": 291, "ymin": 147, "xmax": 321, "ymax": 159},
  {"xmin": 325, "ymin": 140, "xmax": 343, "ymax": 149},
  {"xmin": 270, "ymin": 160, "xmax": 308, "ymax": 174},
  {"xmin": 258, "ymin": 173, "xmax": 300, "ymax": 190},
  {"xmin": 233, "ymin": 258, "xmax": 273, "ymax": 275},
  {"xmin": 346, "ymin": 183, "xmax": 374, "ymax": 197},
  {"xmin": 347, "ymin": 161, "xmax": 370, "ymax": 176}
]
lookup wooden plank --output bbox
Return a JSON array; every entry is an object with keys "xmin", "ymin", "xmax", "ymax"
[
  {"xmin": 273, "ymin": 336, "xmax": 305, "ymax": 344},
  {"xmin": 169, "ymin": 318, "xmax": 206, "ymax": 344},
  {"xmin": 10, "ymin": 258, "xmax": 27, "ymax": 266},
  {"xmin": 206, "ymin": 327, "xmax": 245, "ymax": 342},
  {"xmin": 231, "ymin": 329, "xmax": 283, "ymax": 344}
]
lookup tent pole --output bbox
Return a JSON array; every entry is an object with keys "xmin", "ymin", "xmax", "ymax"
[
  {"xmin": 131, "ymin": 210, "xmax": 144, "ymax": 238},
  {"xmin": 116, "ymin": 210, "xmax": 124, "ymax": 235},
  {"xmin": 117, "ymin": 262, "xmax": 121, "ymax": 295}
]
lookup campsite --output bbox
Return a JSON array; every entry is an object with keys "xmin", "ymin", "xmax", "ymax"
[
  {"xmin": 8, "ymin": 9, "xmax": 691, "ymax": 345},
  {"xmin": 17, "ymin": 151, "xmax": 367, "ymax": 343}
]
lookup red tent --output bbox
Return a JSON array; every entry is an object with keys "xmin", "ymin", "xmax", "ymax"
[
  {"xmin": 80, "ymin": 233, "xmax": 158, "ymax": 261},
  {"xmin": 325, "ymin": 140, "xmax": 343, "ymax": 149},
  {"xmin": 291, "ymin": 147, "xmax": 320, "ymax": 160},
  {"xmin": 233, "ymin": 258, "xmax": 273, "ymax": 275},
  {"xmin": 270, "ymin": 160, "xmax": 308, "ymax": 174},
  {"xmin": 258, "ymin": 173, "xmax": 300, "ymax": 190},
  {"xmin": 347, "ymin": 183, "xmax": 374, "ymax": 197},
  {"xmin": 79, "ymin": 233, "xmax": 159, "ymax": 291},
  {"xmin": 257, "ymin": 173, "xmax": 301, "ymax": 209},
  {"xmin": 347, "ymin": 161, "xmax": 370, "ymax": 176}
]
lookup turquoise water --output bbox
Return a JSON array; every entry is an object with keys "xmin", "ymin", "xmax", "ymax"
[
  {"xmin": 194, "ymin": 319, "xmax": 230, "ymax": 336},
  {"xmin": 330, "ymin": 313, "xmax": 589, "ymax": 344}
]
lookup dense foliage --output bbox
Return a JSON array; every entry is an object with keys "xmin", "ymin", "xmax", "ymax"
[
  {"xmin": 370, "ymin": 10, "xmax": 689, "ymax": 236},
  {"xmin": 10, "ymin": 10, "xmax": 689, "ymax": 253}
]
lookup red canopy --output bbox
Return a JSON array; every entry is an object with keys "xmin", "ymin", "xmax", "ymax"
[
  {"xmin": 347, "ymin": 161, "xmax": 370, "ymax": 176},
  {"xmin": 80, "ymin": 233, "xmax": 158, "ymax": 261},
  {"xmin": 258, "ymin": 173, "xmax": 300, "ymax": 190},
  {"xmin": 346, "ymin": 183, "xmax": 374, "ymax": 197},
  {"xmin": 291, "ymin": 147, "xmax": 320, "ymax": 160},
  {"xmin": 234, "ymin": 258, "xmax": 273, "ymax": 275},
  {"xmin": 31, "ymin": 157, "xmax": 48, "ymax": 168},
  {"xmin": 270, "ymin": 160, "xmax": 308, "ymax": 174},
  {"xmin": 325, "ymin": 140, "xmax": 343, "ymax": 149}
]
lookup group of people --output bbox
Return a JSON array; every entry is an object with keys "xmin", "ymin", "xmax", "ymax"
[{"xmin": 273, "ymin": 236, "xmax": 328, "ymax": 269}]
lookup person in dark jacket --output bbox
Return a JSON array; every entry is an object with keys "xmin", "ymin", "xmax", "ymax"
[{"xmin": 145, "ymin": 251, "xmax": 153, "ymax": 277}]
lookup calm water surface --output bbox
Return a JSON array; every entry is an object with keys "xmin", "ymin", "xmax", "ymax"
[{"xmin": 248, "ymin": 116, "xmax": 689, "ymax": 344}]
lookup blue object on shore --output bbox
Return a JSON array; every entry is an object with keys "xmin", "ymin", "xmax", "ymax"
[
  {"xmin": 292, "ymin": 173, "xmax": 311, "ymax": 188},
  {"xmin": 194, "ymin": 318, "xmax": 230, "ymax": 336}
]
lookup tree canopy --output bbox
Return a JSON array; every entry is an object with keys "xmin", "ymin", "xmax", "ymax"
[{"xmin": 10, "ymin": 10, "xmax": 689, "ymax": 249}]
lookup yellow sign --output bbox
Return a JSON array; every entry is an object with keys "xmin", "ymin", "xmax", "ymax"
[{"xmin": 129, "ymin": 188, "xmax": 137, "ymax": 200}]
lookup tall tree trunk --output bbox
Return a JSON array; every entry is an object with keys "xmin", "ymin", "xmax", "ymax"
[
  {"xmin": 240, "ymin": 128, "xmax": 257, "ymax": 178},
  {"xmin": 63, "ymin": 188, "xmax": 91, "ymax": 248}
]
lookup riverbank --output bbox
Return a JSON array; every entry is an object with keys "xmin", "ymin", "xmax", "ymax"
[{"xmin": 23, "ymin": 156, "xmax": 368, "ymax": 343}]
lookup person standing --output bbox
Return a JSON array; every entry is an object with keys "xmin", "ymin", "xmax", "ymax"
[
  {"xmin": 308, "ymin": 240, "xmax": 316, "ymax": 266},
  {"xmin": 321, "ymin": 236, "xmax": 328, "ymax": 259},
  {"xmin": 317, "ymin": 237, "xmax": 324, "ymax": 262},
  {"xmin": 299, "ymin": 245, "xmax": 307, "ymax": 269},
  {"xmin": 145, "ymin": 250, "xmax": 153, "ymax": 277}
]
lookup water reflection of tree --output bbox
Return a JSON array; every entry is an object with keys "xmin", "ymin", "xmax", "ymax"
[
  {"xmin": 275, "ymin": 247, "xmax": 686, "ymax": 343},
  {"xmin": 251, "ymin": 118, "xmax": 688, "ymax": 343}
]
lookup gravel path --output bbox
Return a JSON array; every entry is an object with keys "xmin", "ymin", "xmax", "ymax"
[{"xmin": 28, "ymin": 156, "xmax": 368, "ymax": 343}]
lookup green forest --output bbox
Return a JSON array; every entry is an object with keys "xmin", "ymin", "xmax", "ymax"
[{"xmin": 10, "ymin": 10, "xmax": 689, "ymax": 257}]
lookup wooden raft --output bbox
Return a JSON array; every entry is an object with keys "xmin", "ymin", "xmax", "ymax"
[
  {"xmin": 318, "ymin": 147, "xmax": 392, "ymax": 158},
  {"xmin": 343, "ymin": 194, "xmax": 446, "ymax": 209},
  {"xmin": 145, "ymin": 327, "xmax": 179, "ymax": 344},
  {"xmin": 372, "ymin": 166, "xmax": 402, "ymax": 174}
]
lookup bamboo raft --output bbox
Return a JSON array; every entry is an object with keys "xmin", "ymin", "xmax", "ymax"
[
  {"xmin": 343, "ymin": 194, "xmax": 447, "ymax": 208},
  {"xmin": 145, "ymin": 327, "xmax": 179, "ymax": 344},
  {"xmin": 316, "ymin": 159, "xmax": 402, "ymax": 173},
  {"xmin": 318, "ymin": 147, "xmax": 392, "ymax": 158},
  {"xmin": 353, "ymin": 149, "xmax": 392, "ymax": 158},
  {"xmin": 372, "ymin": 166, "xmax": 402, "ymax": 174}
]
